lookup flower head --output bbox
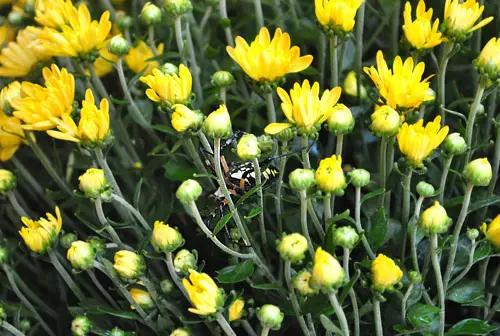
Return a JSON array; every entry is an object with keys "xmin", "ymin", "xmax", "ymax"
[
  {"xmin": 371, "ymin": 254, "xmax": 403, "ymax": 291},
  {"xmin": 327, "ymin": 103, "xmax": 355, "ymax": 135},
  {"xmin": 113, "ymin": 250, "xmax": 145, "ymax": 281},
  {"xmin": 226, "ymin": 27, "xmax": 313, "ymax": 83},
  {"xmin": 126, "ymin": 40, "xmax": 164, "ymax": 75},
  {"xmin": 170, "ymin": 104, "xmax": 203, "ymax": 133},
  {"xmin": 0, "ymin": 81, "xmax": 21, "ymax": 115},
  {"xmin": 403, "ymin": 0, "xmax": 443, "ymax": 51},
  {"xmin": 310, "ymin": 247, "xmax": 345, "ymax": 291},
  {"xmin": 277, "ymin": 233, "xmax": 308, "ymax": 263},
  {"xmin": 293, "ymin": 270, "xmax": 318, "ymax": 296},
  {"xmin": 289, "ymin": 168, "xmax": 316, "ymax": 191},
  {"xmin": 0, "ymin": 113, "xmax": 25, "ymax": 161},
  {"xmin": 71, "ymin": 316, "xmax": 91, "ymax": 336},
  {"xmin": 364, "ymin": 51, "xmax": 434, "ymax": 112},
  {"xmin": 482, "ymin": 214, "xmax": 500, "ymax": 248},
  {"xmin": 257, "ymin": 305, "xmax": 284, "ymax": 330},
  {"xmin": 174, "ymin": 249, "xmax": 197, "ymax": 274},
  {"xmin": 151, "ymin": 221, "xmax": 184, "ymax": 253},
  {"xmin": 343, "ymin": 71, "xmax": 367, "ymax": 99},
  {"xmin": 176, "ymin": 179, "xmax": 203, "ymax": 204},
  {"xmin": 370, "ymin": 105, "xmax": 401, "ymax": 137},
  {"xmin": 442, "ymin": 0, "xmax": 493, "ymax": 42},
  {"xmin": 420, "ymin": 201, "xmax": 452, "ymax": 234},
  {"xmin": 237, "ymin": 133, "xmax": 261, "ymax": 161},
  {"xmin": 315, "ymin": 0, "xmax": 364, "ymax": 34},
  {"xmin": 315, "ymin": 155, "xmax": 346, "ymax": 194},
  {"xmin": 463, "ymin": 158, "xmax": 492, "ymax": 187},
  {"xmin": 140, "ymin": 64, "xmax": 192, "ymax": 107},
  {"xmin": 67, "ymin": 240, "xmax": 96, "ymax": 270},
  {"xmin": 397, "ymin": 116, "xmax": 449, "ymax": 167},
  {"xmin": 19, "ymin": 206, "xmax": 62, "ymax": 254},
  {"xmin": 78, "ymin": 168, "xmax": 112, "ymax": 200},
  {"xmin": 475, "ymin": 38, "xmax": 500, "ymax": 81},
  {"xmin": 34, "ymin": 0, "xmax": 78, "ymax": 29},
  {"xmin": 264, "ymin": 80, "xmax": 341, "ymax": 135},
  {"xmin": 202, "ymin": 105, "xmax": 232, "ymax": 139},
  {"xmin": 229, "ymin": 298, "xmax": 245, "ymax": 322},
  {"xmin": 130, "ymin": 287, "xmax": 155, "ymax": 310},
  {"xmin": 183, "ymin": 269, "xmax": 224, "ymax": 316}
]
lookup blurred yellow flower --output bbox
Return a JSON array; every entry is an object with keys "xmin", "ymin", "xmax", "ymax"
[
  {"xmin": 310, "ymin": 247, "xmax": 345, "ymax": 291},
  {"xmin": 47, "ymin": 89, "xmax": 110, "ymax": 145},
  {"xmin": 403, "ymin": 0, "xmax": 443, "ymax": 50},
  {"xmin": 343, "ymin": 71, "xmax": 366, "ymax": 99},
  {"xmin": 0, "ymin": 81, "xmax": 21, "ymax": 113},
  {"xmin": 34, "ymin": 0, "xmax": 78, "ymax": 29},
  {"xmin": 264, "ymin": 80, "xmax": 341, "ymax": 135},
  {"xmin": 183, "ymin": 269, "xmax": 223, "ymax": 316},
  {"xmin": 90, "ymin": 46, "xmax": 118, "ymax": 77},
  {"xmin": 397, "ymin": 116, "xmax": 449, "ymax": 167},
  {"xmin": 0, "ymin": 23, "xmax": 16, "ymax": 46},
  {"xmin": 0, "ymin": 114, "xmax": 25, "ymax": 161},
  {"xmin": 314, "ymin": 0, "xmax": 364, "ymax": 33},
  {"xmin": 364, "ymin": 51, "xmax": 434, "ymax": 112},
  {"xmin": 226, "ymin": 27, "xmax": 313, "ymax": 82},
  {"xmin": 140, "ymin": 64, "xmax": 192, "ymax": 107},
  {"xmin": 442, "ymin": 0, "xmax": 493, "ymax": 40},
  {"xmin": 125, "ymin": 40, "xmax": 164, "ymax": 75},
  {"xmin": 371, "ymin": 254, "xmax": 403, "ymax": 291},
  {"xmin": 170, "ymin": 104, "xmax": 203, "ymax": 133},
  {"xmin": 19, "ymin": 206, "xmax": 62, "ymax": 254},
  {"xmin": 315, "ymin": 155, "xmax": 346, "ymax": 194},
  {"xmin": 113, "ymin": 250, "xmax": 145, "ymax": 280},
  {"xmin": 482, "ymin": 214, "xmax": 500, "ymax": 248},
  {"xmin": 229, "ymin": 298, "xmax": 245, "ymax": 322},
  {"xmin": 476, "ymin": 37, "xmax": 500, "ymax": 80}
]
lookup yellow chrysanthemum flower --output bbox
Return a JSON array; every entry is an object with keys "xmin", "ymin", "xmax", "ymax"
[
  {"xmin": 475, "ymin": 37, "xmax": 500, "ymax": 80},
  {"xmin": 47, "ymin": 89, "xmax": 110, "ymax": 145},
  {"xmin": 364, "ymin": 50, "xmax": 434, "ymax": 112},
  {"xmin": 140, "ymin": 64, "xmax": 192, "ymax": 107},
  {"xmin": 482, "ymin": 214, "xmax": 500, "ymax": 248},
  {"xmin": 314, "ymin": 0, "xmax": 364, "ymax": 33},
  {"xmin": 264, "ymin": 80, "xmax": 341, "ymax": 135},
  {"xmin": 34, "ymin": 0, "xmax": 78, "ymax": 29},
  {"xmin": 0, "ymin": 113, "xmax": 25, "ymax": 161},
  {"xmin": 442, "ymin": 0, "xmax": 493, "ymax": 41},
  {"xmin": 90, "ymin": 46, "xmax": 118, "ymax": 77},
  {"xmin": 19, "ymin": 206, "xmax": 62, "ymax": 254},
  {"xmin": 12, "ymin": 64, "xmax": 75, "ymax": 131},
  {"xmin": 0, "ymin": 28, "xmax": 52, "ymax": 77},
  {"xmin": 0, "ymin": 81, "xmax": 21, "ymax": 114},
  {"xmin": 315, "ymin": 155, "xmax": 346, "ymax": 194},
  {"xmin": 397, "ymin": 116, "xmax": 449, "ymax": 167},
  {"xmin": 229, "ymin": 298, "xmax": 245, "ymax": 322},
  {"xmin": 125, "ymin": 40, "xmax": 164, "ymax": 75},
  {"xmin": 183, "ymin": 269, "xmax": 223, "ymax": 316},
  {"xmin": 170, "ymin": 104, "xmax": 203, "ymax": 133},
  {"xmin": 371, "ymin": 254, "xmax": 403, "ymax": 291},
  {"xmin": 403, "ymin": 0, "xmax": 443, "ymax": 51},
  {"xmin": 226, "ymin": 27, "xmax": 313, "ymax": 82},
  {"xmin": 36, "ymin": 4, "xmax": 111, "ymax": 58},
  {"xmin": 0, "ymin": 23, "xmax": 16, "ymax": 47}
]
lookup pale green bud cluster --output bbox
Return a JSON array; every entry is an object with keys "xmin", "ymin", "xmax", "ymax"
[
  {"xmin": 237, "ymin": 134, "xmax": 261, "ymax": 161},
  {"xmin": 443, "ymin": 133, "xmax": 467, "ymax": 155},
  {"xmin": 174, "ymin": 249, "xmax": 197, "ymax": 274},
  {"xmin": 257, "ymin": 304, "xmax": 284, "ymax": 330},
  {"xmin": 276, "ymin": 233, "xmax": 308, "ymax": 264},
  {"xmin": 416, "ymin": 181, "xmax": 435, "ymax": 198},
  {"xmin": 289, "ymin": 168, "xmax": 315, "ymax": 191},
  {"xmin": 141, "ymin": 2, "xmax": 162, "ymax": 25},
  {"xmin": 0, "ymin": 169, "xmax": 16, "ymax": 195},
  {"xmin": 108, "ymin": 35, "xmax": 130, "ymax": 56},
  {"xmin": 463, "ymin": 158, "xmax": 492, "ymax": 187},
  {"xmin": 333, "ymin": 226, "xmax": 359, "ymax": 249},
  {"xmin": 164, "ymin": 0, "xmax": 193, "ymax": 17},
  {"xmin": 350, "ymin": 169, "xmax": 370, "ymax": 188},
  {"xmin": 71, "ymin": 316, "xmax": 92, "ymax": 336},
  {"xmin": 176, "ymin": 179, "xmax": 202, "ymax": 204},
  {"xmin": 211, "ymin": 71, "xmax": 235, "ymax": 88}
]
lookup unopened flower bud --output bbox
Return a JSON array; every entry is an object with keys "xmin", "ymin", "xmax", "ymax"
[
  {"xmin": 333, "ymin": 226, "xmax": 359, "ymax": 249},
  {"xmin": 174, "ymin": 249, "xmax": 197, "ymax": 274},
  {"xmin": 152, "ymin": 221, "xmax": 184, "ymax": 253},
  {"xmin": 237, "ymin": 134, "xmax": 261, "ymax": 161},
  {"xmin": 467, "ymin": 228, "xmax": 479, "ymax": 241},
  {"xmin": 257, "ymin": 134, "xmax": 274, "ymax": 153},
  {"xmin": 443, "ymin": 133, "xmax": 467, "ymax": 155},
  {"xmin": 408, "ymin": 271, "xmax": 422, "ymax": 284},
  {"xmin": 160, "ymin": 62, "xmax": 179, "ymax": 75},
  {"xmin": 117, "ymin": 15, "xmax": 133, "ymax": 31},
  {"xmin": 0, "ymin": 247, "xmax": 8, "ymax": 265},
  {"xmin": 482, "ymin": 215, "xmax": 500, "ymax": 248},
  {"xmin": 60, "ymin": 233, "xmax": 78, "ymax": 249},
  {"xmin": 257, "ymin": 304, "xmax": 284, "ymax": 330},
  {"xmin": 293, "ymin": 270, "xmax": 318, "ymax": 296},
  {"xmin": 420, "ymin": 202, "xmax": 451, "ymax": 234},
  {"xmin": 229, "ymin": 298, "xmax": 245, "ymax": 322},
  {"xmin": 0, "ymin": 305, "xmax": 5, "ymax": 325},
  {"xmin": 211, "ymin": 71, "xmax": 235, "ymax": 88},
  {"xmin": 8, "ymin": 11, "xmax": 24, "ymax": 26},
  {"xmin": 113, "ymin": 250, "xmax": 146, "ymax": 281},
  {"xmin": 141, "ymin": 2, "xmax": 162, "ymax": 25},
  {"xmin": 176, "ymin": 179, "xmax": 202, "ymax": 204},
  {"xmin": 371, "ymin": 254, "xmax": 403, "ymax": 292},
  {"xmin": 171, "ymin": 105, "xmax": 204, "ymax": 134},
  {"xmin": 289, "ymin": 168, "xmax": 315, "ymax": 191},
  {"xmin": 315, "ymin": 155, "xmax": 345, "ymax": 194},
  {"xmin": 370, "ymin": 105, "xmax": 401, "ymax": 137},
  {"xmin": 130, "ymin": 287, "xmax": 155, "ymax": 310},
  {"xmin": 0, "ymin": 169, "xmax": 16, "ymax": 195},
  {"xmin": 109, "ymin": 327, "xmax": 126, "ymax": 336},
  {"xmin": 164, "ymin": 0, "xmax": 193, "ymax": 17},
  {"xmin": 202, "ymin": 105, "xmax": 232, "ymax": 139},
  {"xmin": 310, "ymin": 247, "xmax": 345, "ymax": 291},
  {"xmin": 108, "ymin": 35, "xmax": 130, "ymax": 56},
  {"xmin": 350, "ymin": 169, "xmax": 370, "ymax": 188},
  {"xmin": 416, "ymin": 181, "xmax": 435, "ymax": 198},
  {"xmin": 160, "ymin": 279, "xmax": 174, "ymax": 294},
  {"xmin": 88, "ymin": 237, "xmax": 106, "ymax": 254},
  {"xmin": 343, "ymin": 71, "xmax": 367, "ymax": 100},
  {"xmin": 71, "ymin": 316, "xmax": 92, "ymax": 336},
  {"xmin": 475, "ymin": 37, "xmax": 500, "ymax": 81},
  {"xmin": 463, "ymin": 158, "xmax": 492, "ymax": 187},
  {"xmin": 20, "ymin": 319, "xmax": 30, "ymax": 332},
  {"xmin": 327, "ymin": 104, "xmax": 355, "ymax": 135},
  {"xmin": 78, "ymin": 168, "xmax": 112, "ymax": 201},
  {"xmin": 277, "ymin": 233, "xmax": 308, "ymax": 263},
  {"xmin": 67, "ymin": 241, "xmax": 96, "ymax": 270},
  {"xmin": 170, "ymin": 328, "xmax": 191, "ymax": 336}
]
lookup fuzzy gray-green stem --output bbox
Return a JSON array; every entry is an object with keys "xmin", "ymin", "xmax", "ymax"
[
  {"xmin": 400, "ymin": 167, "xmax": 413, "ymax": 260},
  {"xmin": 185, "ymin": 138, "xmax": 214, "ymax": 189},
  {"xmin": 355, "ymin": 2, "xmax": 365, "ymax": 105},
  {"xmin": 307, "ymin": 200, "xmax": 325, "ymax": 239},
  {"xmin": 464, "ymin": 83, "xmax": 486, "ymax": 163},
  {"xmin": 260, "ymin": 327, "xmax": 271, "ymax": 336},
  {"xmin": 391, "ymin": 0, "xmax": 401, "ymax": 57},
  {"xmin": 49, "ymin": 252, "xmax": 85, "ymax": 301},
  {"xmin": 438, "ymin": 155, "xmax": 454, "ymax": 203},
  {"xmin": 373, "ymin": 299, "xmax": 383, "ymax": 336},
  {"xmin": 185, "ymin": 21, "xmax": 204, "ymax": 102},
  {"xmin": 275, "ymin": 141, "xmax": 288, "ymax": 236},
  {"xmin": 401, "ymin": 283, "xmax": 415, "ymax": 325},
  {"xmin": 148, "ymin": 26, "xmax": 158, "ymax": 57},
  {"xmin": 265, "ymin": 92, "xmax": 276, "ymax": 123},
  {"xmin": 253, "ymin": 158, "xmax": 267, "ymax": 252},
  {"xmin": 8, "ymin": 191, "xmax": 28, "ymax": 218},
  {"xmin": 379, "ymin": 137, "xmax": 388, "ymax": 207},
  {"xmin": 165, "ymin": 252, "xmax": 190, "ymax": 300},
  {"xmin": 448, "ymin": 240, "xmax": 476, "ymax": 289},
  {"xmin": 336, "ymin": 134, "xmax": 344, "ymax": 157},
  {"xmin": 437, "ymin": 43, "xmax": 454, "ymax": 125},
  {"xmin": 110, "ymin": 194, "xmax": 151, "ymax": 231},
  {"xmin": 198, "ymin": 131, "xmax": 213, "ymax": 154},
  {"xmin": 299, "ymin": 190, "xmax": 315, "ymax": 258},
  {"xmin": 328, "ymin": 291, "xmax": 350, "ymax": 336},
  {"xmin": 95, "ymin": 197, "xmax": 123, "ymax": 245},
  {"xmin": 96, "ymin": 148, "xmax": 123, "ymax": 197},
  {"xmin": 1, "ymin": 321, "xmax": 25, "ymax": 336},
  {"xmin": 87, "ymin": 269, "xmax": 120, "ymax": 310},
  {"xmin": 343, "ymin": 247, "xmax": 360, "ymax": 336},
  {"xmin": 324, "ymin": 193, "xmax": 332, "ymax": 225},
  {"xmin": 285, "ymin": 261, "xmax": 312, "ymax": 336},
  {"xmin": 485, "ymin": 265, "xmax": 500, "ymax": 319},
  {"xmin": 174, "ymin": 16, "xmax": 185, "ymax": 59},
  {"xmin": 301, "ymin": 135, "xmax": 311, "ymax": 169},
  {"xmin": 410, "ymin": 196, "xmax": 425, "ymax": 273},
  {"xmin": 355, "ymin": 187, "xmax": 376, "ymax": 259},
  {"xmin": 330, "ymin": 35, "xmax": 338, "ymax": 87},
  {"xmin": 219, "ymin": 0, "xmax": 234, "ymax": 46},
  {"xmin": 253, "ymin": 0, "xmax": 264, "ymax": 28},
  {"xmin": 430, "ymin": 233, "xmax": 445, "ymax": 336},
  {"xmin": 216, "ymin": 313, "xmax": 237, "ymax": 336},
  {"xmin": 319, "ymin": 34, "xmax": 327, "ymax": 88}
]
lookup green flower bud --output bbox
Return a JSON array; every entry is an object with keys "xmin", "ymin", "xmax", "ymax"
[
  {"xmin": 276, "ymin": 233, "xmax": 308, "ymax": 264},
  {"xmin": 467, "ymin": 228, "xmax": 479, "ymax": 241},
  {"xmin": 0, "ymin": 305, "xmax": 6, "ymax": 325},
  {"xmin": 0, "ymin": 247, "xmax": 8, "ymax": 265},
  {"xmin": 117, "ymin": 15, "xmax": 133, "ymax": 31},
  {"xmin": 257, "ymin": 304, "xmax": 284, "ymax": 330},
  {"xmin": 0, "ymin": 169, "xmax": 16, "ymax": 195},
  {"xmin": 78, "ymin": 168, "xmax": 112, "ymax": 201},
  {"xmin": 141, "ymin": 2, "xmax": 162, "ymax": 25},
  {"xmin": 443, "ymin": 133, "xmax": 467, "ymax": 155},
  {"xmin": 289, "ymin": 168, "xmax": 316, "ymax": 191},
  {"xmin": 211, "ymin": 71, "xmax": 235, "ymax": 88},
  {"xmin": 350, "ymin": 169, "xmax": 370, "ymax": 188},
  {"xmin": 160, "ymin": 63, "xmax": 179, "ymax": 75},
  {"xmin": 273, "ymin": 127, "xmax": 295, "ymax": 142},
  {"xmin": 109, "ymin": 327, "xmax": 126, "ymax": 336},
  {"xmin": 333, "ymin": 226, "xmax": 359, "ymax": 249},
  {"xmin": 170, "ymin": 328, "xmax": 191, "ymax": 336},
  {"xmin": 230, "ymin": 228, "xmax": 242, "ymax": 242},
  {"xmin": 176, "ymin": 179, "xmax": 202, "ymax": 204},
  {"xmin": 160, "ymin": 279, "xmax": 174, "ymax": 294},
  {"xmin": 71, "ymin": 316, "xmax": 92, "ymax": 336},
  {"xmin": 463, "ymin": 158, "xmax": 492, "ymax": 187},
  {"xmin": 174, "ymin": 249, "xmax": 197, "ymax": 274},
  {"xmin": 108, "ymin": 35, "xmax": 130, "ymax": 56},
  {"xmin": 416, "ymin": 181, "xmax": 435, "ymax": 198},
  {"xmin": 327, "ymin": 104, "xmax": 355, "ymax": 135},
  {"xmin": 67, "ymin": 241, "xmax": 96, "ymax": 270},
  {"xmin": 20, "ymin": 319, "xmax": 31, "ymax": 332},
  {"xmin": 152, "ymin": 221, "xmax": 184, "ymax": 253},
  {"xmin": 293, "ymin": 270, "xmax": 318, "ymax": 296},
  {"xmin": 202, "ymin": 105, "xmax": 232, "ymax": 139},
  {"xmin": 114, "ymin": 250, "xmax": 146, "ymax": 281},
  {"xmin": 87, "ymin": 237, "xmax": 106, "ymax": 254},
  {"xmin": 419, "ymin": 201, "xmax": 452, "ymax": 234},
  {"xmin": 370, "ymin": 105, "xmax": 401, "ymax": 137},
  {"xmin": 164, "ymin": 0, "xmax": 193, "ymax": 17},
  {"xmin": 8, "ymin": 11, "xmax": 24, "ymax": 26},
  {"xmin": 408, "ymin": 271, "xmax": 422, "ymax": 284},
  {"xmin": 60, "ymin": 233, "xmax": 78, "ymax": 249},
  {"xmin": 24, "ymin": 2, "xmax": 35, "ymax": 16},
  {"xmin": 237, "ymin": 134, "xmax": 261, "ymax": 161},
  {"xmin": 257, "ymin": 134, "xmax": 274, "ymax": 153}
]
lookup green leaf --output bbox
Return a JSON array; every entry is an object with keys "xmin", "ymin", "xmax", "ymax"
[
  {"xmin": 95, "ymin": 306, "xmax": 138, "ymax": 320},
  {"xmin": 407, "ymin": 304, "xmax": 440, "ymax": 329},
  {"xmin": 393, "ymin": 324, "xmax": 430, "ymax": 335},
  {"xmin": 216, "ymin": 260, "xmax": 254, "ymax": 283},
  {"xmin": 339, "ymin": 269, "xmax": 360, "ymax": 304},
  {"xmin": 446, "ymin": 280, "xmax": 485, "ymax": 304},
  {"xmin": 133, "ymin": 178, "xmax": 143, "ymax": 209},
  {"xmin": 128, "ymin": 99, "xmax": 153, "ymax": 128},
  {"xmin": 367, "ymin": 208, "xmax": 388, "ymax": 252},
  {"xmin": 361, "ymin": 189, "xmax": 385, "ymax": 204},
  {"xmin": 250, "ymin": 283, "xmax": 285, "ymax": 291},
  {"xmin": 320, "ymin": 314, "xmax": 343, "ymax": 335},
  {"xmin": 468, "ymin": 196, "xmax": 500, "ymax": 214},
  {"xmin": 244, "ymin": 207, "xmax": 262, "ymax": 219},
  {"xmin": 212, "ymin": 211, "xmax": 234, "ymax": 236},
  {"xmin": 152, "ymin": 124, "xmax": 180, "ymax": 137},
  {"xmin": 235, "ymin": 181, "xmax": 266, "ymax": 208},
  {"xmin": 445, "ymin": 319, "xmax": 499, "ymax": 335},
  {"xmin": 473, "ymin": 241, "xmax": 492, "ymax": 262},
  {"xmin": 163, "ymin": 157, "xmax": 196, "ymax": 181},
  {"xmin": 325, "ymin": 209, "xmax": 351, "ymax": 228}
]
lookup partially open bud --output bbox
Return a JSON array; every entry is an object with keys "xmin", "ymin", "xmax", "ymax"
[
  {"xmin": 408, "ymin": 270, "xmax": 422, "ymax": 284},
  {"xmin": 113, "ymin": 250, "xmax": 146, "ymax": 281},
  {"xmin": 71, "ymin": 316, "xmax": 92, "ymax": 336},
  {"xmin": 160, "ymin": 62, "xmax": 179, "ymax": 75},
  {"xmin": 170, "ymin": 328, "xmax": 191, "ymax": 336},
  {"xmin": 327, "ymin": 104, "xmax": 355, "ymax": 135},
  {"xmin": 257, "ymin": 134, "xmax": 274, "ymax": 153},
  {"xmin": 371, "ymin": 254, "xmax": 403, "ymax": 292},
  {"xmin": 203, "ymin": 105, "xmax": 232, "ymax": 139},
  {"xmin": 443, "ymin": 133, "xmax": 467, "ymax": 155},
  {"xmin": 78, "ymin": 168, "xmax": 112, "ymax": 201},
  {"xmin": 482, "ymin": 215, "xmax": 500, "ymax": 248},
  {"xmin": 475, "ymin": 37, "xmax": 500, "ymax": 81},
  {"xmin": 463, "ymin": 158, "xmax": 492, "ymax": 187},
  {"xmin": 333, "ymin": 226, "xmax": 359, "ymax": 250},
  {"xmin": 237, "ymin": 134, "xmax": 261, "ymax": 161},
  {"xmin": 174, "ymin": 249, "xmax": 197, "ymax": 274},
  {"xmin": 171, "ymin": 104, "xmax": 204, "ymax": 133},
  {"xmin": 315, "ymin": 155, "xmax": 346, "ymax": 194},
  {"xmin": 164, "ymin": 0, "xmax": 193, "ymax": 17},
  {"xmin": 289, "ymin": 168, "xmax": 316, "ymax": 191},
  {"xmin": 420, "ymin": 201, "xmax": 451, "ymax": 234},
  {"xmin": 370, "ymin": 105, "xmax": 401, "ymax": 137},
  {"xmin": 293, "ymin": 270, "xmax": 318, "ymax": 296},
  {"xmin": 152, "ymin": 221, "xmax": 184, "ymax": 253},
  {"xmin": 60, "ymin": 233, "xmax": 78, "ymax": 249},
  {"xmin": 310, "ymin": 247, "xmax": 345, "ymax": 292},
  {"xmin": 277, "ymin": 233, "xmax": 308, "ymax": 264},
  {"xmin": 0, "ymin": 169, "xmax": 16, "ymax": 195},
  {"xmin": 130, "ymin": 287, "xmax": 155, "ymax": 310},
  {"xmin": 467, "ymin": 228, "xmax": 479, "ymax": 241},
  {"xmin": 108, "ymin": 35, "xmax": 130, "ymax": 56},
  {"xmin": 350, "ymin": 169, "xmax": 370, "ymax": 188},
  {"xmin": 211, "ymin": 71, "xmax": 235, "ymax": 88},
  {"xmin": 416, "ymin": 181, "xmax": 435, "ymax": 198},
  {"xmin": 0, "ymin": 247, "xmax": 8, "ymax": 265},
  {"xmin": 257, "ymin": 304, "xmax": 284, "ymax": 330},
  {"xmin": 67, "ymin": 241, "xmax": 96, "ymax": 270},
  {"xmin": 88, "ymin": 237, "xmax": 106, "ymax": 254},
  {"xmin": 343, "ymin": 71, "xmax": 367, "ymax": 100},
  {"xmin": 141, "ymin": 2, "xmax": 162, "ymax": 25},
  {"xmin": 109, "ymin": 327, "xmax": 126, "ymax": 336},
  {"xmin": 117, "ymin": 15, "xmax": 133, "ymax": 31},
  {"xmin": 176, "ymin": 179, "xmax": 202, "ymax": 204},
  {"xmin": 160, "ymin": 279, "xmax": 174, "ymax": 294},
  {"xmin": 273, "ymin": 126, "xmax": 296, "ymax": 142},
  {"xmin": 229, "ymin": 298, "xmax": 245, "ymax": 322}
]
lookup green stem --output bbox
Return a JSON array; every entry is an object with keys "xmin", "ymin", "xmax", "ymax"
[
  {"xmin": 95, "ymin": 197, "xmax": 123, "ymax": 245},
  {"xmin": 307, "ymin": 200, "xmax": 325, "ymax": 239},
  {"xmin": 410, "ymin": 196, "xmax": 424, "ymax": 273},
  {"xmin": 485, "ymin": 265, "xmax": 500, "ymax": 319},
  {"xmin": 328, "ymin": 291, "xmax": 350, "ymax": 336},
  {"xmin": 260, "ymin": 327, "xmax": 270, "ymax": 336},
  {"xmin": 438, "ymin": 155, "xmax": 454, "ymax": 204},
  {"xmin": 324, "ymin": 193, "xmax": 332, "ymax": 225},
  {"xmin": 487, "ymin": 124, "xmax": 500, "ymax": 196},
  {"xmin": 285, "ymin": 261, "xmax": 311, "ymax": 336},
  {"xmin": 1, "ymin": 321, "xmax": 25, "ymax": 336},
  {"xmin": 140, "ymin": 275, "xmax": 169, "ymax": 317},
  {"xmin": 319, "ymin": 34, "xmax": 326, "ymax": 88},
  {"xmin": 275, "ymin": 141, "xmax": 288, "ymax": 236},
  {"xmin": 87, "ymin": 269, "xmax": 120, "ymax": 310},
  {"xmin": 219, "ymin": 0, "xmax": 234, "ymax": 46},
  {"xmin": 401, "ymin": 284, "xmax": 414, "ymax": 325},
  {"xmin": 330, "ymin": 35, "xmax": 338, "ymax": 87},
  {"xmin": 265, "ymin": 92, "xmax": 276, "ymax": 123},
  {"xmin": 486, "ymin": 298, "xmax": 500, "ymax": 321},
  {"xmin": 49, "ymin": 252, "xmax": 85, "ymax": 301},
  {"xmin": 400, "ymin": 167, "xmax": 413, "ymax": 261},
  {"xmin": 355, "ymin": 187, "xmax": 375, "ymax": 259},
  {"xmin": 185, "ymin": 138, "xmax": 214, "ymax": 188},
  {"xmin": 391, "ymin": 0, "xmax": 401, "ymax": 57},
  {"xmin": 430, "ymin": 233, "xmax": 445, "ymax": 336},
  {"xmin": 242, "ymin": 320, "xmax": 258, "ymax": 336},
  {"xmin": 299, "ymin": 190, "xmax": 315, "ymax": 258},
  {"xmin": 174, "ymin": 16, "xmax": 185, "ymax": 60},
  {"xmin": 464, "ymin": 83, "xmax": 486, "ymax": 164},
  {"xmin": 95, "ymin": 148, "xmax": 123, "ymax": 197},
  {"xmin": 220, "ymin": 88, "xmax": 226, "ymax": 104},
  {"xmin": 100, "ymin": 0, "xmax": 116, "ymax": 21},
  {"xmin": 216, "ymin": 313, "xmax": 237, "ymax": 336},
  {"xmin": 199, "ymin": 6, "xmax": 212, "ymax": 31},
  {"xmin": 373, "ymin": 299, "xmax": 383, "ymax": 336},
  {"xmin": 355, "ymin": 2, "xmax": 366, "ymax": 105},
  {"xmin": 448, "ymin": 240, "xmax": 476, "ymax": 289},
  {"xmin": 343, "ymin": 247, "xmax": 360, "ymax": 336},
  {"xmin": 336, "ymin": 134, "xmax": 344, "ymax": 156},
  {"xmin": 148, "ymin": 26, "xmax": 158, "ymax": 57},
  {"xmin": 252, "ymin": 158, "xmax": 267, "ymax": 251},
  {"xmin": 379, "ymin": 137, "xmax": 388, "ymax": 207},
  {"xmin": 198, "ymin": 131, "xmax": 213, "ymax": 154},
  {"xmin": 8, "ymin": 191, "xmax": 28, "ymax": 217},
  {"xmin": 253, "ymin": 0, "xmax": 264, "ymax": 28},
  {"xmin": 185, "ymin": 21, "xmax": 203, "ymax": 101},
  {"xmin": 110, "ymin": 194, "xmax": 151, "ymax": 231},
  {"xmin": 165, "ymin": 252, "xmax": 190, "ymax": 300},
  {"xmin": 438, "ymin": 43, "xmax": 454, "ymax": 125},
  {"xmin": 301, "ymin": 135, "xmax": 310, "ymax": 169},
  {"xmin": 12, "ymin": 272, "xmax": 57, "ymax": 317}
]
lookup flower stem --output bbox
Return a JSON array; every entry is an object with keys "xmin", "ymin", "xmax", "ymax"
[
  {"xmin": 299, "ymin": 190, "xmax": 315, "ymax": 259},
  {"xmin": 95, "ymin": 148, "xmax": 123, "ymax": 197},
  {"xmin": 220, "ymin": 88, "xmax": 226, "ymax": 104},
  {"xmin": 401, "ymin": 283, "xmax": 414, "ymax": 325},
  {"xmin": 95, "ymin": 197, "xmax": 123, "ymax": 245},
  {"xmin": 355, "ymin": 187, "xmax": 375, "ymax": 259},
  {"xmin": 379, "ymin": 137, "xmax": 388, "ymax": 207},
  {"xmin": 319, "ymin": 34, "xmax": 327, "ymax": 88},
  {"xmin": 343, "ymin": 247, "xmax": 360, "ymax": 336},
  {"xmin": 285, "ymin": 261, "xmax": 311, "ymax": 336},
  {"xmin": 265, "ymin": 92, "xmax": 276, "ymax": 123},
  {"xmin": 464, "ymin": 83, "xmax": 486, "ymax": 163},
  {"xmin": 275, "ymin": 141, "xmax": 288, "ymax": 236},
  {"xmin": 373, "ymin": 299, "xmax": 383, "ymax": 336},
  {"xmin": 438, "ymin": 43, "xmax": 454, "ymax": 125},
  {"xmin": 438, "ymin": 155, "xmax": 454, "ymax": 204},
  {"xmin": 448, "ymin": 240, "xmax": 476, "ymax": 289},
  {"xmin": 219, "ymin": 0, "xmax": 234, "ymax": 46},
  {"xmin": 185, "ymin": 21, "xmax": 204, "ymax": 102},
  {"xmin": 400, "ymin": 167, "xmax": 413, "ymax": 260},
  {"xmin": 199, "ymin": 6, "xmax": 213, "ymax": 31},
  {"xmin": 8, "ymin": 191, "xmax": 28, "ymax": 217},
  {"xmin": 165, "ymin": 252, "xmax": 190, "ymax": 300},
  {"xmin": 185, "ymin": 138, "xmax": 214, "ymax": 188},
  {"xmin": 410, "ymin": 196, "xmax": 424, "ymax": 273},
  {"xmin": 49, "ymin": 252, "xmax": 85, "ymax": 301},
  {"xmin": 214, "ymin": 314, "xmax": 236, "ymax": 336},
  {"xmin": 329, "ymin": 35, "xmax": 338, "ymax": 87},
  {"xmin": 336, "ymin": 134, "xmax": 344, "ymax": 156},
  {"xmin": 260, "ymin": 327, "xmax": 271, "ymax": 336},
  {"xmin": 253, "ymin": 0, "xmax": 264, "ymax": 29},
  {"xmin": 324, "ymin": 193, "xmax": 332, "ymax": 225},
  {"xmin": 174, "ymin": 16, "xmax": 185, "ymax": 59},
  {"xmin": 301, "ymin": 135, "xmax": 311, "ymax": 169},
  {"xmin": 391, "ymin": 0, "xmax": 401, "ymax": 57},
  {"xmin": 12, "ymin": 272, "xmax": 57, "ymax": 317},
  {"xmin": 148, "ymin": 26, "xmax": 158, "ymax": 57},
  {"xmin": 252, "ymin": 158, "xmax": 267, "ymax": 252},
  {"xmin": 430, "ymin": 233, "xmax": 445, "ymax": 336},
  {"xmin": 355, "ymin": 2, "xmax": 365, "ymax": 105},
  {"xmin": 307, "ymin": 200, "xmax": 325, "ymax": 239},
  {"xmin": 87, "ymin": 269, "xmax": 120, "ymax": 310},
  {"xmin": 328, "ymin": 291, "xmax": 350, "ymax": 336},
  {"xmin": 110, "ymin": 194, "xmax": 151, "ymax": 231},
  {"xmin": 242, "ymin": 320, "xmax": 258, "ymax": 336},
  {"xmin": 198, "ymin": 131, "xmax": 213, "ymax": 154},
  {"xmin": 1, "ymin": 321, "xmax": 25, "ymax": 336}
]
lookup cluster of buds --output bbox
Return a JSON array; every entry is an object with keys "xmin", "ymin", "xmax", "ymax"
[{"xmin": 164, "ymin": 0, "xmax": 193, "ymax": 17}]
